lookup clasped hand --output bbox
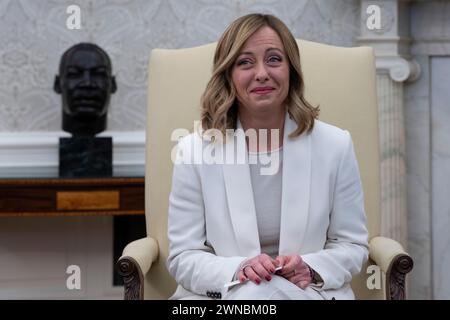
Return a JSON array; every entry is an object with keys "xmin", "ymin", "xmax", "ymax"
[{"xmin": 236, "ymin": 253, "xmax": 312, "ymax": 289}]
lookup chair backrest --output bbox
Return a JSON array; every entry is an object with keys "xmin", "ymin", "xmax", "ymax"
[{"xmin": 145, "ymin": 40, "xmax": 381, "ymax": 299}]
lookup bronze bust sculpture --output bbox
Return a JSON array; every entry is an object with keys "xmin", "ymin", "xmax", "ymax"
[
  {"xmin": 56, "ymin": 43, "xmax": 115, "ymax": 177},
  {"xmin": 54, "ymin": 43, "xmax": 117, "ymax": 136}
]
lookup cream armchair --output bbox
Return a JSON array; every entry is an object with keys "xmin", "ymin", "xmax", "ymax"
[{"xmin": 116, "ymin": 39, "xmax": 413, "ymax": 300}]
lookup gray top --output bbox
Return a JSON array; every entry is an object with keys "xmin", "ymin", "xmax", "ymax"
[{"xmin": 248, "ymin": 146, "xmax": 283, "ymax": 258}]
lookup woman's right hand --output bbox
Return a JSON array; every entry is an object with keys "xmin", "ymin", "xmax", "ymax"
[{"xmin": 236, "ymin": 254, "xmax": 279, "ymax": 285}]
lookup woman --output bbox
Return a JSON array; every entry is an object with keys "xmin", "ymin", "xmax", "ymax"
[{"xmin": 167, "ymin": 13, "xmax": 368, "ymax": 300}]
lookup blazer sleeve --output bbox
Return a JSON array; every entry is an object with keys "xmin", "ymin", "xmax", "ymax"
[
  {"xmin": 302, "ymin": 131, "xmax": 369, "ymax": 290},
  {"xmin": 167, "ymin": 135, "xmax": 246, "ymax": 297}
]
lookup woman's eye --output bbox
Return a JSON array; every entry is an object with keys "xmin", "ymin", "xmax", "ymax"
[
  {"xmin": 268, "ymin": 56, "xmax": 281, "ymax": 63},
  {"xmin": 237, "ymin": 59, "xmax": 251, "ymax": 66}
]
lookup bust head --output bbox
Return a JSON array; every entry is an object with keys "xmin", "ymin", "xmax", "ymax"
[{"xmin": 54, "ymin": 43, "xmax": 117, "ymax": 136}]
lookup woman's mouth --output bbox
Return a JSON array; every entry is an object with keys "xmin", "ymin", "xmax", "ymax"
[{"xmin": 251, "ymin": 87, "xmax": 275, "ymax": 95}]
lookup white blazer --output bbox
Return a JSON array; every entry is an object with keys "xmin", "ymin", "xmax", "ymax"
[{"xmin": 167, "ymin": 113, "xmax": 369, "ymax": 300}]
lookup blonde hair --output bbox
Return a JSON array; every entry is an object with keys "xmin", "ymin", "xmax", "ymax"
[{"xmin": 200, "ymin": 13, "xmax": 319, "ymax": 139}]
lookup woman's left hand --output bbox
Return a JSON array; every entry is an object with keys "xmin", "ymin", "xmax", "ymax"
[{"xmin": 275, "ymin": 254, "xmax": 312, "ymax": 289}]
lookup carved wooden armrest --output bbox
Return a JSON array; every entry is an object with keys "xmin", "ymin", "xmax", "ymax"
[
  {"xmin": 116, "ymin": 236, "xmax": 159, "ymax": 300},
  {"xmin": 369, "ymin": 236, "xmax": 414, "ymax": 300}
]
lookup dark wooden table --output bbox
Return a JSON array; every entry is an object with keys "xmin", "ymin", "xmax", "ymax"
[{"xmin": 0, "ymin": 177, "xmax": 144, "ymax": 217}]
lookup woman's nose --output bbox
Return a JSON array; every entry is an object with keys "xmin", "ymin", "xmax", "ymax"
[{"xmin": 255, "ymin": 63, "xmax": 269, "ymax": 82}]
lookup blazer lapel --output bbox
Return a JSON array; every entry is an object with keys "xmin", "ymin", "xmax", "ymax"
[
  {"xmin": 222, "ymin": 120, "xmax": 261, "ymax": 257},
  {"xmin": 279, "ymin": 113, "xmax": 312, "ymax": 255}
]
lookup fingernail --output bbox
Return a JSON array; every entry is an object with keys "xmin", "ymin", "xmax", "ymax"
[
  {"xmin": 266, "ymin": 275, "xmax": 272, "ymax": 281},
  {"xmin": 255, "ymin": 279, "xmax": 261, "ymax": 284}
]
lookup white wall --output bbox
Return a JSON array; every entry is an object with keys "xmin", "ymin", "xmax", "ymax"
[
  {"xmin": 0, "ymin": 216, "xmax": 122, "ymax": 299},
  {"xmin": 431, "ymin": 57, "xmax": 450, "ymax": 300}
]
